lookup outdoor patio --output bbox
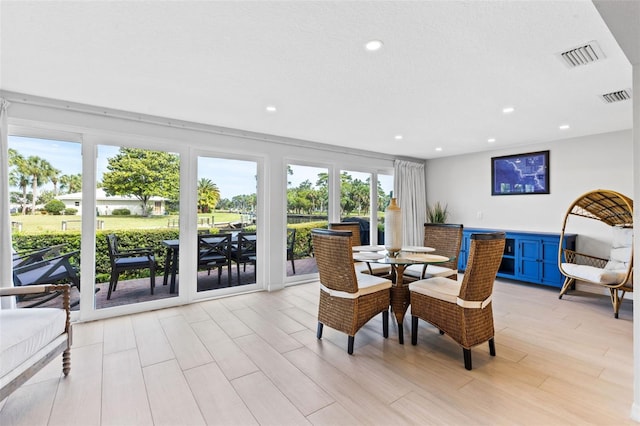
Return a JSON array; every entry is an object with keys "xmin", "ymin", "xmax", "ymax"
[{"xmin": 17, "ymin": 257, "xmax": 318, "ymax": 310}]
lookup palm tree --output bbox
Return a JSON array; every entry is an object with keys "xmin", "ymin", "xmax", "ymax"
[
  {"xmin": 8, "ymin": 149, "xmax": 30, "ymax": 214},
  {"xmin": 49, "ymin": 167, "xmax": 62, "ymax": 195},
  {"xmin": 23, "ymin": 156, "xmax": 56, "ymax": 214},
  {"xmin": 197, "ymin": 178, "xmax": 220, "ymax": 213},
  {"xmin": 59, "ymin": 173, "xmax": 82, "ymax": 194}
]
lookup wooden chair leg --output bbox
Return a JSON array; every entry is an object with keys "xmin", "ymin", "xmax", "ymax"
[
  {"xmin": 316, "ymin": 322, "xmax": 323, "ymax": 339},
  {"xmin": 347, "ymin": 336, "xmax": 355, "ymax": 355},
  {"xmin": 558, "ymin": 277, "xmax": 574, "ymax": 299},
  {"xmin": 610, "ymin": 288, "xmax": 620, "ymax": 319},
  {"xmin": 382, "ymin": 309, "xmax": 389, "ymax": 338},
  {"xmin": 62, "ymin": 348, "xmax": 71, "ymax": 376},
  {"xmin": 463, "ymin": 348, "xmax": 472, "ymax": 370},
  {"xmin": 489, "ymin": 338, "xmax": 496, "ymax": 356},
  {"xmin": 411, "ymin": 316, "xmax": 418, "ymax": 345}
]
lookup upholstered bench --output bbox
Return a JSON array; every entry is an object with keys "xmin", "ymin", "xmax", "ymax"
[{"xmin": 0, "ymin": 284, "xmax": 72, "ymax": 401}]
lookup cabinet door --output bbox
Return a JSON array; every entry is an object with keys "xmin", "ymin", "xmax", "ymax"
[
  {"xmin": 540, "ymin": 238, "xmax": 562, "ymax": 286},
  {"xmin": 457, "ymin": 233, "xmax": 471, "ymax": 272},
  {"xmin": 518, "ymin": 238, "xmax": 541, "ymax": 282}
]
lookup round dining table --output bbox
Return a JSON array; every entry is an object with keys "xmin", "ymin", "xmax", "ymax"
[{"xmin": 375, "ymin": 252, "xmax": 450, "ymax": 344}]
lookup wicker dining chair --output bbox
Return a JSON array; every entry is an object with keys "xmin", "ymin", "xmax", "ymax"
[
  {"xmin": 329, "ymin": 222, "xmax": 389, "ymax": 276},
  {"xmin": 311, "ymin": 228, "xmax": 392, "ymax": 354},
  {"xmin": 404, "ymin": 223, "xmax": 463, "ymax": 282},
  {"xmin": 409, "ymin": 232, "xmax": 505, "ymax": 370}
]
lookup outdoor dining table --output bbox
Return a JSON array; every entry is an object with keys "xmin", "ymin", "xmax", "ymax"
[
  {"xmin": 373, "ymin": 250, "xmax": 450, "ymax": 344},
  {"xmin": 162, "ymin": 233, "xmax": 256, "ymax": 292},
  {"xmin": 161, "ymin": 239, "xmax": 180, "ymax": 293}
]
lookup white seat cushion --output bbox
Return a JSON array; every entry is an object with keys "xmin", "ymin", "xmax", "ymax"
[
  {"xmin": 354, "ymin": 262, "xmax": 391, "ymax": 275},
  {"xmin": 0, "ymin": 308, "xmax": 66, "ymax": 378},
  {"xmin": 404, "ymin": 264, "xmax": 456, "ymax": 279},
  {"xmin": 604, "ymin": 227, "xmax": 633, "ymax": 271},
  {"xmin": 562, "ymin": 263, "xmax": 626, "ymax": 285},
  {"xmin": 409, "ymin": 276, "xmax": 461, "ymax": 304},
  {"xmin": 320, "ymin": 273, "xmax": 391, "ymax": 299}
]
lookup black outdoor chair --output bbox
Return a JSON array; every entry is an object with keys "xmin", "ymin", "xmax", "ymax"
[
  {"xmin": 12, "ymin": 250, "xmax": 81, "ymax": 307},
  {"xmin": 12, "ymin": 244, "xmax": 66, "ymax": 269},
  {"xmin": 198, "ymin": 233, "xmax": 233, "ymax": 286},
  {"xmin": 106, "ymin": 234, "xmax": 156, "ymax": 299},
  {"xmin": 231, "ymin": 231, "xmax": 257, "ymax": 284},
  {"xmin": 287, "ymin": 228, "xmax": 296, "ymax": 274}
]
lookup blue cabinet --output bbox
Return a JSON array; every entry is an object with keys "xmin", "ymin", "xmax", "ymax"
[{"xmin": 458, "ymin": 228, "xmax": 576, "ymax": 288}]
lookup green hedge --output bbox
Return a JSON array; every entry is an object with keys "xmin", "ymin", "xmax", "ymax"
[{"xmin": 11, "ymin": 222, "xmax": 328, "ymax": 282}]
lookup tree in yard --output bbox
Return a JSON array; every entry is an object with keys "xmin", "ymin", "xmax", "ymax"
[
  {"xmin": 197, "ymin": 178, "xmax": 220, "ymax": 213},
  {"xmin": 101, "ymin": 148, "xmax": 180, "ymax": 216},
  {"xmin": 49, "ymin": 167, "xmax": 62, "ymax": 195},
  {"xmin": 8, "ymin": 149, "xmax": 30, "ymax": 214},
  {"xmin": 24, "ymin": 156, "xmax": 57, "ymax": 214},
  {"xmin": 59, "ymin": 173, "xmax": 82, "ymax": 194}
]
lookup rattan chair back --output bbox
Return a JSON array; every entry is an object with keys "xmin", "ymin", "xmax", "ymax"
[
  {"xmin": 311, "ymin": 228, "xmax": 359, "ymax": 294},
  {"xmin": 458, "ymin": 232, "xmax": 506, "ymax": 303},
  {"xmin": 423, "ymin": 223, "xmax": 463, "ymax": 270},
  {"xmin": 328, "ymin": 222, "xmax": 361, "ymax": 247}
]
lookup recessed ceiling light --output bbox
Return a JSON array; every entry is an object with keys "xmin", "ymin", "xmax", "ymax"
[
  {"xmin": 435, "ymin": 147, "xmax": 443, "ymax": 152},
  {"xmin": 365, "ymin": 40, "xmax": 383, "ymax": 51},
  {"xmin": 559, "ymin": 124, "xmax": 570, "ymax": 130},
  {"xmin": 394, "ymin": 135, "xmax": 403, "ymax": 140},
  {"xmin": 265, "ymin": 105, "xmax": 277, "ymax": 113},
  {"xmin": 502, "ymin": 107, "xmax": 515, "ymax": 114},
  {"xmin": 487, "ymin": 138, "xmax": 496, "ymax": 143}
]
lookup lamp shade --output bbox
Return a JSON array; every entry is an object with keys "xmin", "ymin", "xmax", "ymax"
[{"xmin": 384, "ymin": 198, "xmax": 402, "ymax": 255}]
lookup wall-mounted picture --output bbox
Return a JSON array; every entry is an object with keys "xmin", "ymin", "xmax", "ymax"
[{"xmin": 491, "ymin": 150, "xmax": 549, "ymax": 195}]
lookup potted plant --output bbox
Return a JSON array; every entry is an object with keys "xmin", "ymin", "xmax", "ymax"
[{"xmin": 427, "ymin": 202, "xmax": 449, "ymax": 223}]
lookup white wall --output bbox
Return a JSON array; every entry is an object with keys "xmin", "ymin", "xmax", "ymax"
[
  {"xmin": 426, "ymin": 129, "xmax": 633, "ymax": 235},
  {"xmin": 426, "ymin": 129, "xmax": 633, "ymax": 294}
]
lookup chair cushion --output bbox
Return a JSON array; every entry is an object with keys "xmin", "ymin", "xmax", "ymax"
[
  {"xmin": 115, "ymin": 256, "xmax": 154, "ymax": 267},
  {"xmin": 605, "ymin": 227, "xmax": 633, "ymax": 271},
  {"xmin": 0, "ymin": 308, "xmax": 66, "ymax": 378},
  {"xmin": 354, "ymin": 262, "xmax": 391, "ymax": 275},
  {"xmin": 320, "ymin": 273, "xmax": 391, "ymax": 299},
  {"xmin": 14, "ymin": 265, "xmax": 69, "ymax": 286},
  {"xmin": 404, "ymin": 264, "xmax": 456, "ymax": 279},
  {"xmin": 562, "ymin": 263, "xmax": 626, "ymax": 285},
  {"xmin": 409, "ymin": 276, "xmax": 461, "ymax": 304}
]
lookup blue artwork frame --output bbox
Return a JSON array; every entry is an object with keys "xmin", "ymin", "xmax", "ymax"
[{"xmin": 491, "ymin": 150, "xmax": 549, "ymax": 195}]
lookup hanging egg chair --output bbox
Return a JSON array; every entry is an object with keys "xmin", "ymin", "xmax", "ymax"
[{"xmin": 558, "ymin": 189, "xmax": 633, "ymax": 318}]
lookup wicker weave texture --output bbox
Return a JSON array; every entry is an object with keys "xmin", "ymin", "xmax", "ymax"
[
  {"xmin": 411, "ymin": 233, "xmax": 504, "ymax": 349},
  {"xmin": 568, "ymin": 189, "xmax": 633, "ymax": 227},
  {"xmin": 329, "ymin": 223, "xmax": 361, "ymax": 247},
  {"xmin": 312, "ymin": 229, "xmax": 390, "ymax": 336},
  {"xmin": 423, "ymin": 224, "xmax": 463, "ymax": 272}
]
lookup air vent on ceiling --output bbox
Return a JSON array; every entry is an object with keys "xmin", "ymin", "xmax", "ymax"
[
  {"xmin": 601, "ymin": 89, "xmax": 631, "ymax": 103},
  {"xmin": 559, "ymin": 41, "xmax": 605, "ymax": 68}
]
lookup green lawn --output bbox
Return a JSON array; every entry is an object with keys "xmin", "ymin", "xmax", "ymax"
[{"xmin": 11, "ymin": 212, "xmax": 243, "ymax": 233}]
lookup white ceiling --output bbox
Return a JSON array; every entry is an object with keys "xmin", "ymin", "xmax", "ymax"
[{"xmin": 0, "ymin": 1, "xmax": 634, "ymax": 160}]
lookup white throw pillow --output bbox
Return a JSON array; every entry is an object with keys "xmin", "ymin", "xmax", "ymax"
[{"xmin": 604, "ymin": 226, "xmax": 633, "ymax": 271}]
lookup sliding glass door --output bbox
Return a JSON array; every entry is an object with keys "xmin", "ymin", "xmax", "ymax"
[
  {"xmin": 286, "ymin": 164, "xmax": 329, "ymax": 277},
  {"xmin": 197, "ymin": 155, "xmax": 258, "ymax": 294}
]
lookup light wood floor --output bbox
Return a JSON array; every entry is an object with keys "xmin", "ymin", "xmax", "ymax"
[{"xmin": 0, "ymin": 277, "xmax": 634, "ymax": 425}]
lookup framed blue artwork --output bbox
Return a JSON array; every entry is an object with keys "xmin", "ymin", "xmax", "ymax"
[{"xmin": 491, "ymin": 150, "xmax": 549, "ymax": 195}]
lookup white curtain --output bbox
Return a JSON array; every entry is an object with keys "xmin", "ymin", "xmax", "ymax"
[
  {"xmin": 394, "ymin": 159, "xmax": 427, "ymax": 246},
  {"xmin": 1, "ymin": 99, "xmax": 15, "ymax": 309}
]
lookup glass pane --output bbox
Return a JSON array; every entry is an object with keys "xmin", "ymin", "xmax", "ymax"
[
  {"xmin": 286, "ymin": 164, "xmax": 328, "ymax": 277},
  {"xmin": 97, "ymin": 145, "xmax": 180, "ymax": 308},
  {"xmin": 197, "ymin": 156, "xmax": 257, "ymax": 291},
  {"xmin": 339, "ymin": 170, "xmax": 371, "ymax": 244},
  {"xmin": 378, "ymin": 174, "xmax": 394, "ymax": 245},
  {"xmin": 9, "ymin": 136, "xmax": 83, "ymax": 309}
]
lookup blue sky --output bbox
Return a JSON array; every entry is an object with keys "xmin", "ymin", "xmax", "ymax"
[{"xmin": 9, "ymin": 136, "xmax": 393, "ymax": 199}]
